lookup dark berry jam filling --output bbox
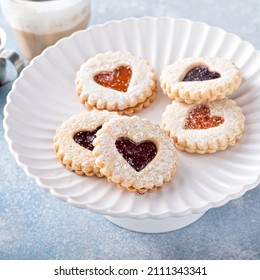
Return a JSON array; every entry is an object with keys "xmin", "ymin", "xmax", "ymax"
[
  {"xmin": 183, "ymin": 65, "xmax": 221, "ymax": 81},
  {"xmin": 73, "ymin": 126, "xmax": 102, "ymax": 151},
  {"xmin": 115, "ymin": 137, "xmax": 157, "ymax": 172}
]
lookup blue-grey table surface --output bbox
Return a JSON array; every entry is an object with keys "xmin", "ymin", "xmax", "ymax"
[{"xmin": 0, "ymin": 0, "xmax": 260, "ymax": 260}]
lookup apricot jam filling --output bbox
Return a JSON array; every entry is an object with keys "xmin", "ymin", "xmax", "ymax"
[
  {"xmin": 185, "ymin": 105, "xmax": 224, "ymax": 129},
  {"xmin": 94, "ymin": 65, "xmax": 132, "ymax": 92}
]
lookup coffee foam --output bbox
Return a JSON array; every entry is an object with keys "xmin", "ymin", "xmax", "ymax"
[{"xmin": 1, "ymin": 0, "xmax": 90, "ymax": 34}]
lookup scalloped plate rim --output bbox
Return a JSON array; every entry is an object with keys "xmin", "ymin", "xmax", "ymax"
[{"xmin": 3, "ymin": 16, "xmax": 260, "ymax": 219}]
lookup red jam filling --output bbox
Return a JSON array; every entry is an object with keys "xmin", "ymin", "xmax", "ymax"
[
  {"xmin": 185, "ymin": 105, "xmax": 224, "ymax": 129},
  {"xmin": 73, "ymin": 126, "xmax": 102, "ymax": 151},
  {"xmin": 183, "ymin": 65, "xmax": 220, "ymax": 81},
  {"xmin": 94, "ymin": 65, "xmax": 132, "ymax": 92},
  {"xmin": 115, "ymin": 137, "xmax": 157, "ymax": 172}
]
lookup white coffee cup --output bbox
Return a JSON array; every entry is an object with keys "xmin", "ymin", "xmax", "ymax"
[
  {"xmin": 1, "ymin": 0, "xmax": 91, "ymax": 60},
  {"xmin": 0, "ymin": 27, "xmax": 25, "ymax": 85}
]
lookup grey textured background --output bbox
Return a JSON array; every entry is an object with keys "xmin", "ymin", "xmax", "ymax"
[{"xmin": 0, "ymin": 0, "xmax": 260, "ymax": 259}]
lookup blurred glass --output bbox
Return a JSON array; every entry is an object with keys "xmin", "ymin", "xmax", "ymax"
[
  {"xmin": 0, "ymin": 27, "xmax": 24, "ymax": 85},
  {"xmin": 1, "ymin": 0, "xmax": 91, "ymax": 60}
]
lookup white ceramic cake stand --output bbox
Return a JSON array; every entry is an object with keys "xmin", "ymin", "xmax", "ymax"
[
  {"xmin": 4, "ymin": 17, "xmax": 260, "ymax": 233},
  {"xmin": 105, "ymin": 214, "xmax": 204, "ymax": 233},
  {"xmin": 104, "ymin": 177, "xmax": 260, "ymax": 233}
]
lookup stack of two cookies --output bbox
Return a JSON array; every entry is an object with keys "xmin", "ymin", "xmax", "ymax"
[{"xmin": 160, "ymin": 57, "xmax": 245, "ymax": 154}]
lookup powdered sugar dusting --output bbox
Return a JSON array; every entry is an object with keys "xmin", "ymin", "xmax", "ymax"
[
  {"xmin": 162, "ymin": 99, "xmax": 245, "ymax": 153},
  {"xmin": 54, "ymin": 110, "xmax": 119, "ymax": 174},
  {"xmin": 76, "ymin": 51, "xmax": 157, "ymax": 111},
  {"xmin": 93, "ymin": 116, "xmax": 177, "ymax": 190},
  {"xmin": 185, "ymin": 104, "xmax": 224, "ymax": 129},
  {"xmin": 160, "ymin": 56, "xmax": 242, "ymax": 103}
]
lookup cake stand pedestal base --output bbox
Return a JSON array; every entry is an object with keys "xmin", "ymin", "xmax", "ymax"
[{"xmin": 105, "ymin": 212, "xmax": 204, "ymax": 233}]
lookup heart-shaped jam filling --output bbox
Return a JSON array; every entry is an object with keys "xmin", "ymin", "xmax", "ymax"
[
  {"xmin": 73, "ymin": 126, "xmax": 102, "ymax": 151},
  {"xmin": 185, "ymin": 105, "xmax": 224, "ymax": 129},
  {"xmin": 183, "ymin": 65, "xmax": 221, "ymax": 81},
  {"xmin": 115, "ymin": 137, "xmax": 157, "ymax": 172},
  {"xmin": 94, "ymin": 65, "xmax": 132, "ymax": 92}
]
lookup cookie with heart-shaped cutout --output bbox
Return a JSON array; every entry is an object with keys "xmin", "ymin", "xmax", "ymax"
[
  {"xmin": 93, "ymin": 116, "xmax": 177, "ymax": 194},
  {"xmin": 75, "ymin": 51, "xmax": 157, "ymax": 115},
  {"xmin": 53, "ymin": 110, "xmax": 119, "ymax": 176},
  {"xmin": 162, "ymin": 99, "xmax": 245, "ymax": 154},
  {"xmin": 160, "ymin": 57, "xmax": 242, "ymax": 104}
]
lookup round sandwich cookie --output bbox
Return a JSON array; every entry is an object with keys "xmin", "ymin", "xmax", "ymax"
[
  {"xmin": 160, "ymin": 56, "xmax": 242, "ymax": 104},
  {"xmin": 53, "ymin": 110, "xmax": 119, "ymax": 176},
  {"xmin": 162, "ymin": 98, "xmax": 245, "ymax": 154},
  {"xmin": 75, "ymin": 51, "xmax": 157, "ymax": 115},
  {"xmin": 93, "ymin": 116, "xmax": 177, "ymax": 194}
]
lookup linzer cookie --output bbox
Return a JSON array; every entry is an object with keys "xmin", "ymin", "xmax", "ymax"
[
  {"xmin": 160, "ymin": 57, "xmax": 242, "ymax": 104},
  {"xmin": 53, "ymin": 110, "xmax": 119, "ymax": 176},
  {"xmin": 162, "ymin": 99, "xmax": 245, "ymax": 154},
  {"xmin": 75, "ymin": 51, "xmax": 157, "ymax": 115},
  {"xmin": 93, "ymin": 116, "xmax": 177, "ymax": 194}
]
